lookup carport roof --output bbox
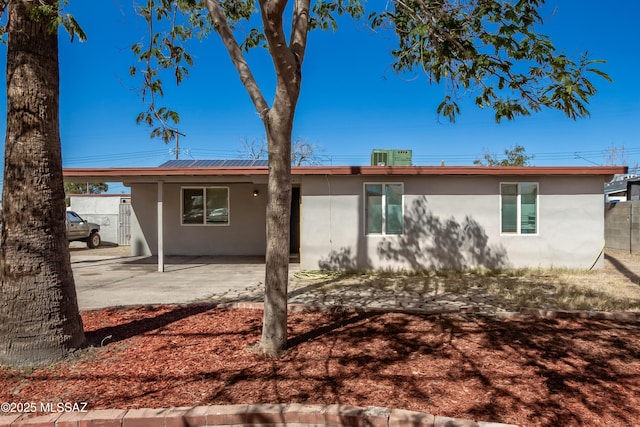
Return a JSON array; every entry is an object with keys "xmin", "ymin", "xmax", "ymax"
[{"xmin": 63, "ymin": 165, "xmax": 627, "ymax": 182}]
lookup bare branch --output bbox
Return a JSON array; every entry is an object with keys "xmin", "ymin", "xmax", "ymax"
[{"xmin": 239, "ymin": 138, "xmax": 268, "ymax": 160}]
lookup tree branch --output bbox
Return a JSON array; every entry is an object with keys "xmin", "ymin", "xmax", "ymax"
[
  {"xmin": 396, "ymin": 0, "xmax": 473, "ymax": 59},
  {"xmin": 290, "ymin": 0, "xmax": 310, "ymax": 64},
  {"xmin": 259, "ymin": 0, "xmax": 300, "ymax": 103},
  {"xmin": 202, "ymin": 0, "xmax": 270, "ymax": 119}
]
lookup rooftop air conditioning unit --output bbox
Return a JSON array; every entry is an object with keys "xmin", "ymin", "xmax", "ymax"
[
  {"xmin": 370, "ymin": 149, "xmax": 412, "ymax": 166},
  {"xmin": 372, "ymin": 151, "xmax": 388, "ymax": 166}
]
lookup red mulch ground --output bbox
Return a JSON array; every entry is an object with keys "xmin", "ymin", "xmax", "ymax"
[{"xmin": 1, "ymin": 304, "xmax": 639, "ymax": 427}]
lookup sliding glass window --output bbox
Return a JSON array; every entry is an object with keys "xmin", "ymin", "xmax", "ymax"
[
  {"xmin": 365, "ymin": 183, "xmax": 403, "ymax": 235},
  {"xmin": 501, "ymin": 183, "xmax": 538, "ymax": 234},
  {"xmin": 182, "ymin": 187, "xmax": 229, "ymax": 225}
]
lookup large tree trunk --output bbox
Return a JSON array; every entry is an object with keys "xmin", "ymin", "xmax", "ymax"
[
  {"xmin": 0, "ymin": 0, "xmax": 85, "ymax": 368},
  {"xmin": 259, "ymin": 98, "xmax": 293, "ymax": 356}
]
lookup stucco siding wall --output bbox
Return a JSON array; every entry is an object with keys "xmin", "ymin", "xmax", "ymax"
[
  {"xmin": 130, "ymin": 184, "xmax": 156, "ymax": 256},
  {"xmin": 533, "ymin": 183, "xmax": 604, "ymax": 269},
  {"xmin": 128, "ymin": 174, "xmax": 606, "ymax": 269},
  {"xmin": 130, "ymin": 182, "xmax": 267, "ymax": 256},
  {"xmin": 300, "ymin": 175, "xmax": 606, "ymax": 270},
  {"xmin": 301, "ymin": 178, "xmax": 364, "ymax": 269}
]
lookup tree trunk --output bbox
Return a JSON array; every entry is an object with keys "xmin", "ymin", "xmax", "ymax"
[
  {"xmin": 204, "ymin": 0, "xmax": 307, "ymax": 356},
  {"xmin": 0, "ymin": 0, "xmax": 85, "ymax": 368},
  {"xmin": 258, "ymin": 98, "xmax": 293, "ymax": 356}
]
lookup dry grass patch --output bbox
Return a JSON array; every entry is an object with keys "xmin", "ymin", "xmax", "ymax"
[{"xmin": 292, "ymin": 252, "xmax": 640, "ymax": 312}]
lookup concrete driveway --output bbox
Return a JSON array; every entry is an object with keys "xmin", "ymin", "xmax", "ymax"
[
  {"xmin": 71, "ymin": 252, "xmax": 300, "ymax": 310},
  {"xmin": 70, "ymin": 246, "xmax": 511, "ymax": 315}
]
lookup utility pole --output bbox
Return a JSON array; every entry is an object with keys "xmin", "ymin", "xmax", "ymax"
[{"xmin": 173, "ymin": 129, "xmax": 186, "ymax": 160}]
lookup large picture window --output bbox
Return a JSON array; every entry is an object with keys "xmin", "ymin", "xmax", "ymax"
[
  {"xmin": 182, "ymin": 187, "xmax": 229, "ymax": 225},
  {"xmin": 501, "ymin": 183, "xmax": 538, "ymax": 234},
  {"xmin": 365, "ymin": 183, "xmax": 403, "ymax": 235}
]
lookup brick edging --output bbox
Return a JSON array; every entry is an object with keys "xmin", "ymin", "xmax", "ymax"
[{"xmin": 0, "ymin": 404, "xmax": 519, "ymax": 427}]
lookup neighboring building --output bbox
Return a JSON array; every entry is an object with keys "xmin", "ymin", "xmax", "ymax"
[
  {"xmin": 604, "ymin": 174, "xmax": 640, "ymax": 202},
  {"xmin": 64, "ymin": 163, "xmax": 626, "ymax": 271},
  {"xmin": 604, "ymin": 201, "xmax": 640, "ymax": 253},
  {"xmin": 69, "ymin": 194, "xmax": 132, "ymax": 245}
]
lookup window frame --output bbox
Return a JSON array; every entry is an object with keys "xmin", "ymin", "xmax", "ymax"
[
  {"xmin": 500, "ymin": 182, "xmax": 539, "ymax": 236},
  {"xmin": 180, "ymin": 186, "xmax": 230, "ymax": 226},
  {"xmin": 363, "ymin": 182, "xmax": 404, "ymax": 236},
  {"xmin": 66, "ymin": 211, "xmax": 84, "ymax": 223}
]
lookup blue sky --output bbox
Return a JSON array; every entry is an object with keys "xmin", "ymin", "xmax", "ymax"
[{"xmin": 1, "ymin": 1, "xmax": 639, "ymax": 193}]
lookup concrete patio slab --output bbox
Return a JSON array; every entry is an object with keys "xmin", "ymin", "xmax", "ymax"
[{"xmin": 71, "ymin": 253, "xmax": 300, "ymax": 310}]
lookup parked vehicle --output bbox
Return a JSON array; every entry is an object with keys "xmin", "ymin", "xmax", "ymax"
[{"xmin": 66, "ymin": 210, "xmax": 101, "ymax": 248}]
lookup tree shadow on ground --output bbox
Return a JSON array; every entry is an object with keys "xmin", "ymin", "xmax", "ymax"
[
  {"xmin": 4, "ymin": 307, "xmax": 639, "ymax": 427},
  {"xmin": 319, "ymin": 197, "xmax": 508, "ymax": 271},
  {"xmin": 286, "ymin": 311, "xmax": 379, "ymax": 348},
  {"xmin": 469, "ymin": 317, "xmax": 640, "ymax": 425},
  {"xmin": 606, "ymin": 254, "xmax": 640, "ymax": 285},
  {"xmin": 280, "ymin": 313, "xmax": 640, "ymax": 426},
  {"xmin": 84, "ymin": 303, "xmax": 218, "ymax": 346},
  {"xmin": 285, "ymin": 266, "xmax": 640, "ymax": 313}
]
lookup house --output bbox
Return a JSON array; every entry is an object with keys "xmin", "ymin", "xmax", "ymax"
[
  {"xmin": 604, "ymin": 175, "xmax": 640, "ymax": 202},
  {"xmin": 64, "ymin": 163, "xmax": 626, "ymax": 271},
  {"xmin": 603, "ymin": 174, "xmax": 640, "ymax": 253}
]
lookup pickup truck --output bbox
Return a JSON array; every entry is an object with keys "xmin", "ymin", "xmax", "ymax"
[{"xmin": 66, "ymin": 210, "xmax": 101, "ymax": 248}]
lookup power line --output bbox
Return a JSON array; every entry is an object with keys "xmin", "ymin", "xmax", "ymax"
[{"xmin": 56, "ymin": 144, "xmax": 640, "ymax": 167}]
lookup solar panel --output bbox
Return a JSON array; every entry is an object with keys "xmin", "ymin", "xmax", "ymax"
[
  {"xmin": 192, "ymin": 160, "xmax": 213, "ymax": 167},
  {"xmin": 224, "ymin": 159, "xmax": 245, "ymax": 166},
  {"xmin": 159, "ymin": 159, "xmax": 267, "ymax": 167},
  {"xmin": 250, "ymin": 159, "xmax": 269, "ymax": 166},
  {"xmin": 159, "ymin": 160, "xmax": 189, "ymax": 167}
]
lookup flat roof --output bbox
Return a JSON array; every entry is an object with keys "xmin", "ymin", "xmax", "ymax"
[
  {"xmin": 63, "ymin": 165, "xmax": 627, "ymax": 182},
  {"xmin": 68, "ymin": 193, "xmax": 131, "ymax": 197}
]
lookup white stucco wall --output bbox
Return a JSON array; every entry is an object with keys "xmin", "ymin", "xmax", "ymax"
[
  {"xmin": 69, "ymin": 194, "xmax": 131, "ymax": 244},
  {"xmin": 127, "ymin": 174, "xmax": 607, "ymax": 270},
  {"xmin": 130, "ymin": 184, "xmax": 156, "ymax": 256},
  {"xmin": 300, "ymin": 175, "xmax": 606, "ymax": 270},
  {"xmin": 130, "ymin": 182, "xmax": 267, "ymax": 257}
]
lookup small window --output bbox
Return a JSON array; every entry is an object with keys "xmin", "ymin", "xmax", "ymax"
[
  {"xmin": 501, "ymin": 183, "xmax": 538, "ymax": 234},
  {"xmin": 365, "ymin": 183, "xmax": 403, "ymax": 235},
  {"xmin": 182, "ymin": 187, "xmax": 229, "ymax": 225}
]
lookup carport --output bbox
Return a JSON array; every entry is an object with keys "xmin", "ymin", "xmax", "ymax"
[
  {"xmin": 64, "ymin": 163, "xmax": 277, "ymax": 273},
  {"xmin": 70, "ymin": 251, "xmax": 301, "ymax": 309}
]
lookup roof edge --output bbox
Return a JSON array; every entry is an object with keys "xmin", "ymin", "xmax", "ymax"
[{"xmin": 63, "ymin": 165, "xmax": 628, "ymax": 179}]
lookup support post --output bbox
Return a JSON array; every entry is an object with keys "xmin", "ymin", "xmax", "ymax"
[{"xmin": 157, "ymin": 180, "xmax": 164, "ymax": 272}]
